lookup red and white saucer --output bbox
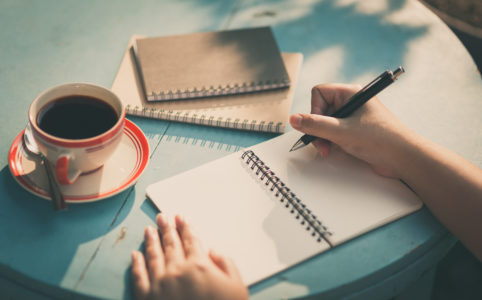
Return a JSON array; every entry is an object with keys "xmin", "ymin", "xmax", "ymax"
[{"xmin": 9, "ymin": 119, "xmax": 149, "ymax": 202}]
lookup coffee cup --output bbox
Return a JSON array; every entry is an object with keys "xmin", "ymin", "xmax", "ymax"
[{"xmin": 28, "ymin": 83, "xmax": 126, "ymax": 185}]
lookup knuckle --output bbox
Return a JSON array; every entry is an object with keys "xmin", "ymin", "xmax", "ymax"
[
  {"xmin": 182, "ymin": 240, "xmax": 195, "ymax": 253},
  {"xmin": 312, "ymin": 83, "xmax": 325, "ymax": 90},
  {"xmin": 180, "ymin": 229, "xmax": 195, "ymax": 242},
  {"xmin": 191, "ymin": 260, "xmax": 208, "ymax": 273},
  {"xmin": 311, "ymin": 85, "xmax": 323, "ymax": 96},
  {"xmin": 351, "ymin": 83, "xmax": 363, "ymax": 91},
  {"xmin": 165, "ymin": 264, "xmax": 183, "ymax": 278},
  {"xmin": 301, "ymin": 114, "xmax": 316, "ymax": 128},
  {"xmin": 165, "ymin": 264, "xmax": 197, "ymax": 283},
  {"xmin": 161, "ymin": 231, "xmax": 177, "ymax": 247},
  {"xmin": 145, "ymin": 247, "xmax": 160, "ymax": 260}
]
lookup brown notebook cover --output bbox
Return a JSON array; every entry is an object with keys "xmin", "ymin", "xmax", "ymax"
[
  {"xmin": 133, "ymin": 27, "xmax": 290, "ymax": 101},
  {"xmin": 112, "ymin": 36, "xmax": 302, "ymax": 133}
]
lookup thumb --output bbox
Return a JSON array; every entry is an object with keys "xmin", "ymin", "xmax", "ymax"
[
  {"xmin": 209, "ymin": 249, "xmax": 243, "ymax": 280},
  {"xmin": 289, "ymin": 113, "xmax": 342, "ymax": 142}
]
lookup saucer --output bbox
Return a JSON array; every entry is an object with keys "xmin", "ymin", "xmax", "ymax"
[{"xmin": 8, "ymin": 119, "xmax": 149, "ymax": 202}]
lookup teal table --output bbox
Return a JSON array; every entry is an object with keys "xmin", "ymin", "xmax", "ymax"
[{"xmin": 1, "ymin": 1, "xmax": 481, "ymax": 299}]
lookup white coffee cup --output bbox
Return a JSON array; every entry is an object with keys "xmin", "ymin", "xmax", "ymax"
[{"xmin": 28, "ymin": 83, "xmax": 126, "ymax": 185}]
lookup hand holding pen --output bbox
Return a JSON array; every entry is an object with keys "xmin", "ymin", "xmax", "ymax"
[{"xmin": 290, "ymin": 67, "xmax": 405, "ymax": 152}]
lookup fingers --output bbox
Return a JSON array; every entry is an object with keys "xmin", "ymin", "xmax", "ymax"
[
  {"xmin": 209, "ymin": 249, "xmax": 243, "ymax": 281},
  {"xmin": 312, "ymin": 138, "xmax": 332, "ymax": 157},
  {"xmin": 302, "ymin": 83, "xmax": 361, "ymax": 144},
  {"xmin": 311, "ymin": 86, "xmax": 327, "ymax": 115},
  {"xmin": 131, "ymin": 251, "xmax": 150, "ymax": 300},
  {"xmin": 175, "ymin": 215, "xmax": 205, "ymax": 259},
  {"xmin": 289, "ymin": 113, "xmax": 342, "ymax": 143},
  {"xmin": 133, "ymin": 214, "xmax": 197, "ymax": 299},
  {"xmin": 157, "ymin": 214, "xmax": 185, "ymax": 269},
  {"xmin": 311, "ymin": 83, "xmax": 361, "ymax": 114},
  {"xmin": 144, "ymin": 226, "xmax": 165, "ymax": 282}
]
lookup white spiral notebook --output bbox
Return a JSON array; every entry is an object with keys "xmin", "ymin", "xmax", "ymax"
[
  {"xmin": 111, "ymin": 36, "xmax": 302, "ymax": 133},
  {"xmin": 146, "ymin": 131, "xmax": 422, "ymax": 286}
]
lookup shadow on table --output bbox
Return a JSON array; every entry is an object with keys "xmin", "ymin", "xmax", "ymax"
[
  {"xmin": 233, "ymin": 0, "xmax": 428, "ymax": 82},
  {"xmin": 120, "ymin": 0, "xmax": 431, "ymax": 298},
  {"xmin": 228, "ymin": 0, "xmax": 433, "ymax": 298},
  {"xmin": 432, "ymin": 241, "xmax": 482, "ymax": 300},
  {"xmin": 0, "ymin": 166, "xmax": 135, "ymax": 290}
]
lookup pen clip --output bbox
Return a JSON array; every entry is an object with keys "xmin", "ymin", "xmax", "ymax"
[
  {"xmin": 359, "ymin": 71, "xmax": 390, "ymax": 94},
  {"xmin": 356, "ymin": 67, "xmax": 403, "ymax": 96}
]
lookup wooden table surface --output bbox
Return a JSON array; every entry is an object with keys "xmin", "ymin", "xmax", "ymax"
[{"xmin": 1, "ymin": 0, "xmax": 481, "ymax": 299}]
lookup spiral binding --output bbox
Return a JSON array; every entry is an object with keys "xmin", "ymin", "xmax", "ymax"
[
  {"xmin": 147, "ymin": 79, "xmax": 291, "ymax": 101},
  {"xmin": 241, "ymin": 150, "xmax": 333, "ymax": 247},
  {"xmin": 126, "ymin": 104, "xmax": 284, "ymax": 133}
]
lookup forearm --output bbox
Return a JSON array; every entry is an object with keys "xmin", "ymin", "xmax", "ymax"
[
  {"xmin": 397, "ymin": 133, "xmax": 482, "ymax": 261},
  {"xmin": 292, "ymin": 83, "xmax": 482, "ymax": 260}
]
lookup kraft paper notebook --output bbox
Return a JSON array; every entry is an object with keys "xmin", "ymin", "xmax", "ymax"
[
  {"xmin": 133, "ymin": 27, "xmax": 290, "ymax": 101},
  {"xmin": 111, "ymin": 36, "xmax": 302, "ymax": 133},
  {"xmin": 146, "ymin": 131, "xmax": 423, "ymax": 286}
]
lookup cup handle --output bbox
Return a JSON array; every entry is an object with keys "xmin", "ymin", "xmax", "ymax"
[{"xmin": 56, "ymin": 154, "xmax": 81, "ymax": 185}]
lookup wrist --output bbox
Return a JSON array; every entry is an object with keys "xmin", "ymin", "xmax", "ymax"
[
  {"xmin": 389, "ymin": 127, "xmax": 433, "ymax": 182},
  {"xmin": 376, "ymin": 124, "xmax": 424, "ymax": 180}
]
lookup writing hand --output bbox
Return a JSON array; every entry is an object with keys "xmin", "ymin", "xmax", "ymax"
[{"xmin": 289, "ymin": 83, "xmax": 412, "ymax": 178}]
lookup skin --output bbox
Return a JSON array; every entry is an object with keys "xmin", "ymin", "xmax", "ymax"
[
  {"xmin": 131, "ymin": 214, "xmax": 248, "ymax": 300},
  {"xmin": 131, "ymin": 83, "xmax": 482, "ymax": 299},
  {"xmin": 289, "ymin": 83, "xmax": 482, "ymax": 261}
]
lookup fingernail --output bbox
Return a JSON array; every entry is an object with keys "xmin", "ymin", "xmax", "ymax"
[
  {"xmin": 176, "ymin": 214, "xmax": 186, "ymax": 225},
  {"xmin": 174, "ymin": 215, "xmax": 182, "ymax": 228},
  {"xmin": 290, "ymin": 114, "xmax": 302, "ymax": 129},
  {"xmin": 145, "ymin": 226, "xmax": 155, "ymax": 238},
  {"xmin": 157, "ymin": 213, "xmax": 169, "ymax": 228}
]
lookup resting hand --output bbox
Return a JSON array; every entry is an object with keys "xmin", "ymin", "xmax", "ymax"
[
  {"xmin": 131, "ymin": 214, "xmax": 248, "ymax": 300},
  {"xmin": 289, "ymin": 83, "xmax": 414, "ymax": 178}
]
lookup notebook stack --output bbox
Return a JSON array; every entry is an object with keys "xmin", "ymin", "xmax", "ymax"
[{"xmin": 112, "ymin": 27, "xmax": 303, "ymax": 133}]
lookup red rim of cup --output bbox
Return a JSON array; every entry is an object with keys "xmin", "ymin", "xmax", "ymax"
[{"xmin": 28, "ymin": 85, "xmax": 126, "ymax": 148}]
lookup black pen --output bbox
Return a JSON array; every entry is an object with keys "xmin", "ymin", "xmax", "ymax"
[{"xmin": 289, "ymin": 67, "xmax": 405, "ymax": 152}]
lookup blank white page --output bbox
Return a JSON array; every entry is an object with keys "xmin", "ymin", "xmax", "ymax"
[{"xmin": 146, "ymin": 131, "xmax": 422, "ymax": 285}]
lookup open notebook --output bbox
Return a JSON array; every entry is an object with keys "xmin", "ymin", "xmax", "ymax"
[
  {"xmin": 146, "ymin": 131, "xmax": 422, "ymax": 286},
  {"xmin": 111, "ymin": 37, "xmax": 302, "ymax": 133}
]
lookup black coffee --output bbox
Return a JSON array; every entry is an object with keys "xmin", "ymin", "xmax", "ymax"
[{"xmin": 37, "ymin": 95, "xmax": 118, "ymax": 139}]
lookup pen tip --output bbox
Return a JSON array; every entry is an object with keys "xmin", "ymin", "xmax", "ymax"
[{"xmin": 290, "ymin": 140, "xmax": 306, "ymax": 152}]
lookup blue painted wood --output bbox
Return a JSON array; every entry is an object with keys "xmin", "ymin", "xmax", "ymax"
[
  {"xmin": 0, "ymin": 277, "xmax": 52, "ymax": 300},
  {"xmin": 0, "ymin": 0, "xmax": 238, "ymax": 299},
  {"xmin": 0, "ymin": 0, "xmax": 481, "ymax": 299}
]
